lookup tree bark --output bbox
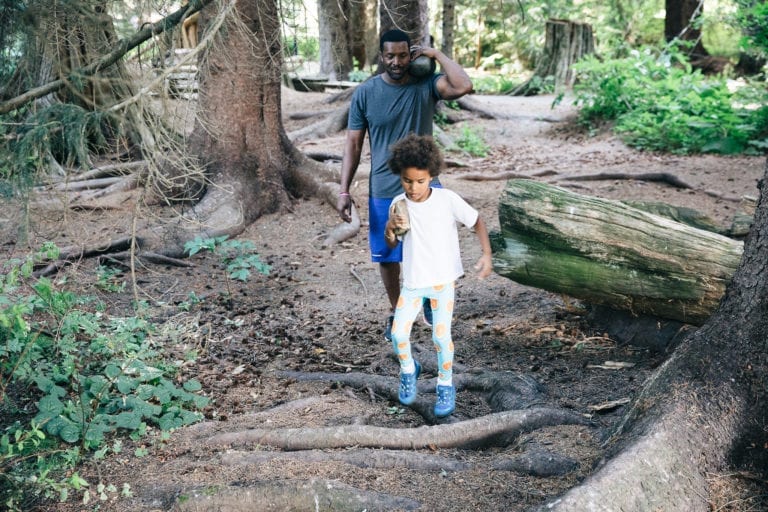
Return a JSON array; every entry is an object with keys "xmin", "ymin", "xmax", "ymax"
[
  {"xmin": 136, "ymin": 0, "xmax": 338, "ymax": 258},
  {"xmin": 512, "ymin": 19, "xmax": 594, "ymax": 96},
  {"xmin": 665, "ymin": 0, "xmax": 708, "ymax": 58},
  {"xmin": 318, "ymin": 0, "xmax": 353, "ymax": 80},
  {"xmin": 491, "ymin": 179, "xmax": 743, "ymax": 325},
  {"xmin": 379, "ymin": 0, "xmax": 430, "ymax": 46},
  {"xmin": 538, "ymin": 158, "xmax": 768, "ymax": 510},
  {"xmin": 440, "ymin": 0, "xmax": 456, "ymax": 59}
]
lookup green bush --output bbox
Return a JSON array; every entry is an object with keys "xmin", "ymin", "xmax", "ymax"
[
  {"xmin": 572, "ymin": 45, "xmax": 768, "ymax": 154},
  {"xmin": 1, "ymin": 244, "xmax": 209, "ymax": 510}
]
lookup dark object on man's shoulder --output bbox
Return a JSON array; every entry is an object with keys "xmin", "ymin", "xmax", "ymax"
[{"xmin": 409, "ymin": 55, "xmax": 436, "ymax": 78}]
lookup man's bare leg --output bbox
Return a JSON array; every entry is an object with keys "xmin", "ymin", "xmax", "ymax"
[{"xmin": 379, "ymin": 262, "xmax": 401, "ymax": 310}]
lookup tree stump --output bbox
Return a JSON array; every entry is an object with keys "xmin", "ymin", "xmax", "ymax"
[{"xmin": 512, "ymin": 19, "xmax": 594, "ymax": 96}]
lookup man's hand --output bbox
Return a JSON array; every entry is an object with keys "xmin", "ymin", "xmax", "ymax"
[
  {"xmin": 337, "ymin": 194, "xmax": 353, "ymax": 223},
  {"xmin": 474, "ymin": 253, "xmax": 493, "ymax": 280}
]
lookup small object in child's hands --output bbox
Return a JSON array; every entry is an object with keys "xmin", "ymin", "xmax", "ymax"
[{"xmin": 389, "ymin": 199, "xmax": 410, "ymax": 236}]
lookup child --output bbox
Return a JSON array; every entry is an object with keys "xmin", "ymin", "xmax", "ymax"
[{"xmin": 384, "ymin": 133, "xmax": 493, "ymax": 417}]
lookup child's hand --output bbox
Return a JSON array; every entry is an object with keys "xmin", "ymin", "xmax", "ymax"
[{"xmin": 474, "ymin": 254, "xmax": 493, "ymax": 279}]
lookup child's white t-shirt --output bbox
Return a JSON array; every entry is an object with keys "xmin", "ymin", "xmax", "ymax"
[{"xmin": 393, "ymin": 188, "xmax": 479, "ymax": 289}]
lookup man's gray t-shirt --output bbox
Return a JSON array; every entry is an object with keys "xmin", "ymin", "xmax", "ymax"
[{"xmin": 348, "ymin": 74, "xmax": 442, "ymax": 198}]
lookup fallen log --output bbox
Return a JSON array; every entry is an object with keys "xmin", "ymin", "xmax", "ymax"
[{"xmin": 491, "ymin": 179, "xmax": 744, "ymax": 326}]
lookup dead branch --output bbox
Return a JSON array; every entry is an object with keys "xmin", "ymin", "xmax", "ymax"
[
  {"xmin": 0, "ymin": 0, "xmax": 215, "ymax": 115},
  {"xmin": 33, "ymin": 237, "xmax": 136, "ymax": 277},
  {"xmin": 103, "ymin": 250, "xmax": 194, "ymax": 267},
  {"xmin": 204, "ymin": 407, "xmax": 590, "ymax": 451},
  {"xmin": 69, "ymin": 160, "xmax": 147, "ymax": 181},
  {"xmin": 74, "ymin": 173, "xmax": 142, "ymax": 202},
  {"xmin": 561, "ymin": 172, "xmax": 694, "ymax": 189},
  {"xmin": 48, "ymin": 177, "xmax": 123, "ymax": 192}
]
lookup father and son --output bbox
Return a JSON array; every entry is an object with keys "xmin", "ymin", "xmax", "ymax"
[{"xmin": 335, "ymin": 29, "xmax": 493, "ymax": 418}]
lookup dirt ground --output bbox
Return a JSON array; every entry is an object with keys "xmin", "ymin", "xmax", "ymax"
[{"xmin": 9, "ymin": 87, "xmax": 767, "ymax": 511}]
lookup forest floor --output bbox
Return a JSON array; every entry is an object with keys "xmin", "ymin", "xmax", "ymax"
[{"xmin": 6, "ymin": 86, "xmax": 767, "ymax": 511}]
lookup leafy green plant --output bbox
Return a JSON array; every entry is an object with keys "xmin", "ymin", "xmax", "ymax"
[
  {"xmin": 0, "ymin": 245, "xmax": 209, "ymax": 510},
  {"xmin": 185, "ymin": 236, "xmax": 271, "ymax": 282},
  {"xmin": 454, "ymin": 126, "xmax": 491, "ymax": 157},
  {"xmin": 348, "ymin": 68, "xmax": 371, "ymax": 82},
  {"xmin": 95, "ymin": 265, "xmax": 126, "ymax": 293},
  {"xmin": 572, "ymin": 45, "xmax": 768, "ymax": 154},
  {"xmin": 470, "ymin": 74, "xmax": 521, "ymax": 94}
]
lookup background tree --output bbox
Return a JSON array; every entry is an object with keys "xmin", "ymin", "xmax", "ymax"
[
  {"xmin": 665, "ymin": 0, "xmax": 708, "ymax": 57},
  {"xmin": 380, "ymin": 0, "xmax": 430, "ymax": 46},
  {"xmin": 317, "ymin": 0, "xmax": 353, "ymax": 80},
  {"xmin": 440, "ymin": 0, "xmax": 456, "ymax": 58}
]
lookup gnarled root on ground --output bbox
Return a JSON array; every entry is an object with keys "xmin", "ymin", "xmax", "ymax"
[{"xmin": 172, "ymin": 481, "xmax": 421, "ymax": 512}]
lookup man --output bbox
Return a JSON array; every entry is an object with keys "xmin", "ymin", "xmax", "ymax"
[{"xmin": 336, "ymin": 29, "xmax": 473, "ymax": 340}]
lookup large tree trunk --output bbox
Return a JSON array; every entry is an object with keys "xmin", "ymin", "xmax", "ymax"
[
  {"xmin": 537, "ymin": 159, "xmax": 768, "ymax": 510},
  {"xmin": 665, "ymin": 0, "xmax": 708, "ymax": 58},
  {"xmin": 491, "ymin": 179, "xmax": 743, "ymax": 325},
  {"xmin": 318, "ymin": 0, "xmax": 353, "ymax": 80},
  {"xmin": 379, "ymin": 0, "xmax": 430, "ymax": 46},
  {"xmin": 440, "ymin": 0, "xmax": 456, "ymax": 59},
  {"xmin": 348, "ymin": 0, "xmax": 369, "ymax": 71},
  {"xmin": 512, "ymin": 19, "xmax": 594, "ymax": 96},
  {"xmin": 151, "ymin": 0, "xmax": 337, "ymax": 257}
]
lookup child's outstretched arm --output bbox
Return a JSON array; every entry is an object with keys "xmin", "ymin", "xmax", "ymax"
[{"xmin": 472, "ymin": 216, "xmax": 493, "ymax": 279}]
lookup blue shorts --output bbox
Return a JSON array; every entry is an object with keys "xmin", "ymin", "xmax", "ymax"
[
  {"xmin": 369, "ymin": 181, "xmax": 442, "ymax": 263},
  {"xmin": 369, "ymin": 197, "xmax": 402, "ymax": 263}
]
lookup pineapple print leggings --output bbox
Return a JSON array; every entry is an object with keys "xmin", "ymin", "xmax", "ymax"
[{"xmin": 390, "ymin": 282, "xmax": 455, "ymax": 387}]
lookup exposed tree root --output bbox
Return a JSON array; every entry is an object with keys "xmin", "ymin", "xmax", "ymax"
[
  {"xmin": 204, "ymin": 407, "xmax": 590, "ymax": 451},
  {"xmin": 219, "ymin": 445, "xmax": 580, "ymax": 477},
  {"xmin": 305, "ymin": 151, "xmax": 342, "ymax": 163},
  {"xmin": 221, "ymin": 448, "xmax": 471, "ymax": 472},
  {"xmin": 561, "ymin": 171, "xmax": 694, "ymax": 189},
  {"xmin": 287, "ymin": 104, "xmax": 349, "ymax": 144},
  {"xmin": 491, "ymin": 445, "xmax": 579, "ymax": 476},
  {"xmin": 458, "ymin": 170, "xmax": 531, "ymax": 181},
  {"xmin": 538, "ymin": 399, "xmax": 724, "ymax": 511},
  {"xmin": 278, "ymin": 366, "xmax": 546, "ymax": 415},
  {"xmin": 561, "ymin": 171, "xmax": 746, "ymax": 202},
  {"xmin": 288, "ymin": 109, "xmax": 335, "ymax": 120},
  {"xmin": 172, "ymin": 480, "xmax": 420, "ymax": 512}
]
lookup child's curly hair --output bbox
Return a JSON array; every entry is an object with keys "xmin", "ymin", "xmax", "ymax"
[{"xmin": 388, "ymin": 133, "xmax": 444, "ymax": 177}]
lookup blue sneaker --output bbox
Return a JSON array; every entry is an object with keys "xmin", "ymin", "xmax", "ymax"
[
  {"xmin": 434, "ymin": 385, "xmax": 455, "ymax": 417},
  {"xmin": 384, "ymin": 314, "xmax": 394, "ymax": 342},
  {"xmin": 422, "ymin": 298, "xmax": 433, "ymax": 326},
  {"xmin": 398, "ymin": 361, "xmax": 421, "ymax": 405}
]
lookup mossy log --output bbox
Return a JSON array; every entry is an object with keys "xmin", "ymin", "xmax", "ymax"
[{"xmin": 491, "ymin": 179, "xmax": 744, "ymax": 326}]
